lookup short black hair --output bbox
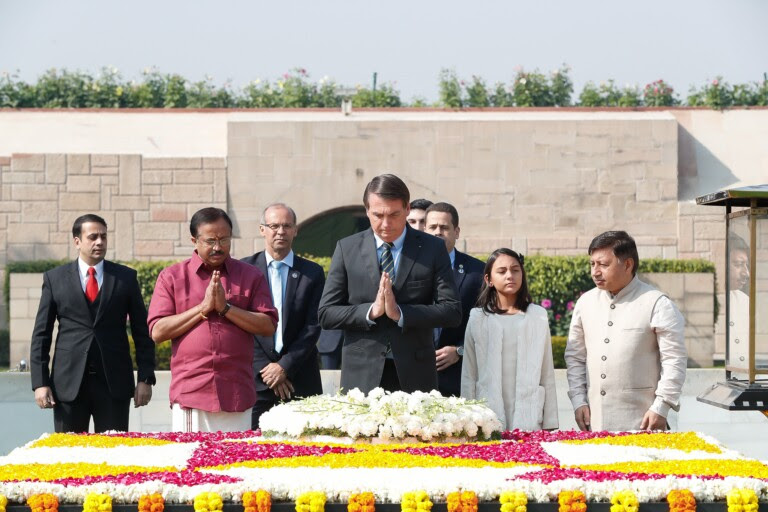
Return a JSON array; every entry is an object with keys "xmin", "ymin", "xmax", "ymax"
[
  {"xmin": 425, "ymin": 202, "xmax": 459, "ymax": 228},
  {"xmin": 363, "ymin": 174, "xmax": 410, "ymax": 209},
  {"xmin": 72, "ymin": 214, "xmax": 107, "ymax": 238},
  {"xmin": 410, "ymin": 198, "xmax": 433, "ymax": 211},
  {"xmin": 190, "ymin": 207, "xmax": 233, "ymax": 237},
  {"xmin": 476, "ymin": 248, "xmax": 531, "ymax": 313},
  {"xmin": 588, "ymin": 230, "xmax": 639, "ymax": 275}
]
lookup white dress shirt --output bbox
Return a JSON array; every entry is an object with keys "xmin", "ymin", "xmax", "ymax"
[{"xmin": 77, "ymin": 258, "xmax": 104, "ymax": 293}]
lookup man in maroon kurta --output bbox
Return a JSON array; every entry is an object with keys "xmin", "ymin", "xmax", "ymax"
[{"xmin": 148, "ymin": 207, "xmax": 277, "ymax": 432}]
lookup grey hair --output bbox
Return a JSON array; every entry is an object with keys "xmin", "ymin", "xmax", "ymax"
[{"xmin": 260, "ymin": 203, "xmax": 298, "ymax": 225}]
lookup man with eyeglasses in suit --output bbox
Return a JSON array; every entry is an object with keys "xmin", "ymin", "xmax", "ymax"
[
  {"xmin": 148, "ymin": 207, "xmax": 278, "ymax": 432},
  {"xmin": 241, "ymin": 203, "xmax": 324, "ymax": 429}
]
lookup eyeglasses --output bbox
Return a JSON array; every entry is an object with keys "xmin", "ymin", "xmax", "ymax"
[
  {"xmin": 261, "ymin": 223, "xmax": 296, "ymax": 232},
  {"xmin": 197, "ymin": 237, "xmax": 232, "ymax": 248}
]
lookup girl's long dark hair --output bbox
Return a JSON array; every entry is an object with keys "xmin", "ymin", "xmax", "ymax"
[{"xmin": 476, "ymin": 248, "xmax": 532, "ymax": 314}]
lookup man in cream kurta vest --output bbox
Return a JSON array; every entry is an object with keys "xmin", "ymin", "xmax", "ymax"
[{"xmin": 565, "ymin": 231, "xmax": 687, "ymax": 431}]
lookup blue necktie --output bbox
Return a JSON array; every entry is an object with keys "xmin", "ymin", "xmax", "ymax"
[{"xmin": 380, "ymin": 242, "xmax": 395, "ymax": 280}]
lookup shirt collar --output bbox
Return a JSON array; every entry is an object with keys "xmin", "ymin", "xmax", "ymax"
[
  {"xmin": 266, "ymin": 250, "xmax": 294, "ymax": 268},
  {"xmin": 373, "ymin": 227, "xmax": 407, "ymax": 251},
  {"xmin": 610, "ymin": 275, "xmax": 640, "ymax": 300},
  {"xmin": 448, "ymin": 248, "xmax": 456, "ymax": 268},
  {"xmin": 78, "ymin": 258, "xmax": 104, "ymax": 277},
  {"xmin": 191, "ymin": 250, "xmax": 232, "ymax": 274}
]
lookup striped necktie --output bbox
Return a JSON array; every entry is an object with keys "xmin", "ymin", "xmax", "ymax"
[{"xmin": 380, "ymin": 242, "xmax": 395, "ymax": 280}]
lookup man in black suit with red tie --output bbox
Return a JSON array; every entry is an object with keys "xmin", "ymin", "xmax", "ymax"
[
  {"xmin": 425, "ymin": 202, "xmax": 485, "ymax": 397},
  {"xmin": 30, "ymin": 214, "xmax": 155, "ymax": 433},
  {"xmin": 242, "ymin": 203, "xmax": 324, "ymax": 429}
]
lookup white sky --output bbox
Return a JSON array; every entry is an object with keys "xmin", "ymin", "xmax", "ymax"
[{"xmin": 1, "ymin": 0, "xmax": 766, "ymax": 103}]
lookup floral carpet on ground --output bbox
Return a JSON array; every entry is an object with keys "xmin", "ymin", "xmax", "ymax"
[{"xmin": 1, "ymin": 429, "xmax": 766, "ymax": 505}]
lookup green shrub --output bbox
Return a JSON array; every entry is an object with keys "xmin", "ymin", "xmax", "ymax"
[
  {"xmin": 4, "ymin": 255, "xmax": 717, "ymax": 361},
  {"xmin": 551, "ymin": 336, "xmax": 566, "ymax": 369},
  {"xmin": 128, "ymin": 335, "xmax": 172, "ymax": 371}
]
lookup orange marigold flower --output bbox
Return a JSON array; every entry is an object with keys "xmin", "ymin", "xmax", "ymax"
[
  {"xmin": 348, "ymin": 492, "xmax": 375, "ymax": 512},
  {"xmin": 27, "ymin": 494, "xmax": 59, "ymax": 512},
  {"xmin": 558, "ymin": 491, "xmax": 586, "ymax": 512},
  {"xmin": 667, "ymin": 490, "xmax": 696, "ymax": 512},
  {"xmin": 139, "ymin": 494, "xmax": 164, "ymax": 512}
]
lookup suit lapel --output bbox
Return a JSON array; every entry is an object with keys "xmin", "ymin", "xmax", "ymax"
[
  {"xmin": 453, "ymin": 251, "xmax": 467, "ymax": 290},
  {"xmin": 67, "ymin": 260, "xmax": 90, "ymax": 311},
  {"xmin": 362, "ymin": 229, "xmax": 381, "ymax": 291},
  {"xmin": 253, "ymin": 252, "xmax": 276, "ymax": 351},
  {"xmin": 94, "ymin": 261, "xmax": 115, "ymax": 325},
  {"xmin": 393, "ymin": 227, "xmax": 419, "ymax": 290}
]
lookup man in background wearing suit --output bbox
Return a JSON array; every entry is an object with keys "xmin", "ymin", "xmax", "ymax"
[
  {"xmin": 319, "ymin": 174, "xmax": 461, "ymax": 394},
  {"xmin": 406, "ymin": 198, "xmax": 433, "ymax": 231},
  {"xmin": 425, "ymin": 202, "xmax": 484, "ymax": 397},
  {"xmin": 242, "ymin": 203, "xmax": 324, "ymax": 429},
  {"xmin": 30, "ymin": 214, "xmax": 156, "ymax": 433}
]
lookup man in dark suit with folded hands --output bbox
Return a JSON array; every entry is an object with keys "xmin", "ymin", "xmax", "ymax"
[
  {"xmin": 319, "ymin": 174, "xmax": 462, "ymax": 394},
  {"xmin": 242, "ymin": 203, "xmax": 324, "ymax": 429},
  {"xmin": 30, "ymin": 214, "xmax": 155, "ymax": 433}
]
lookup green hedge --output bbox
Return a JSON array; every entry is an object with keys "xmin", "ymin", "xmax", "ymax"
[
  {"xmin": 3, "ymin": 67, "xmax": 767, "ymax": 108},
  {"xmin": 551, "ymin": 336, "xmax": 566, "ymax": 369},
  {"xmin": 3, "ymin": 255, "xmax": 716, "ymax": 368}
]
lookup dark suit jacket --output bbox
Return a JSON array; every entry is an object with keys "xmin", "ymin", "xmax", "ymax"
[
  {"xmin": 241, "ymin": 252, "xmax": 323, "ymax": 399},
  {"xmin": 318, "ymin": 226, "xmax": 462, "ymax": 394},
  {"xmin": 30, "ymin": 260, "xmax": 155, "ymax": 402},
  {"xmin": 436, "ymin": 250, "xmax": 485, "ymax": 396}
]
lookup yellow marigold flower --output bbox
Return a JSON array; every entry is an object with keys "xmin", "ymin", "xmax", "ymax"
[
  {"xmin": 460, "ymin": 491, "xmax": 478, "ymax": 512},
  {"xmin": 295, "ymin": 492, "xmax": 326, "ymax": 512},
  {"xmin": 348, "ymin": 492, "xmax": 375, "ymax": 512},
  {"xmin": 401, "ymin": 491, "xmax": 432, "ymax": 512},
  {"xmin": 139, "ymin": 494, "xmax": 164, "ymax": 512},
  {"xmin": 243, "ymin": 491, "xmax": 258, "ymax": 512},
  {"xmin": 194, "ymin": 492, "xmax": 224, "ymax": 512},
  {"xmin": 83, "ymin": 493, "xmax": 111, "ymax": 512},
  {"xmin": 0, "ymin": 494, "xmax": 8, "ymax": 512},
  {"xmin": 0, "ymin": 462, "xmax": 176, "ymax": 482},
  {"xmin": 256, "ymin": 490, "xmax": 271, "ymax": 512},
  {"xmin": 573, "ymin": 459, "xmax": 768, "ymax": 479},
  {"xmin": 558, "ymin": 491, "xmax": 586, "ymax": 512},
  {"xmin": 610, "ymin": 490, "xmax": 639, "ymax": 512},
  {"xmin": 500, "ymin": 491, "xmax": 527, "ymax": 512},
  {"xmin": 667, "ymin": 489, "xmax": 696, "ymax": 512},
  {"xmin": 30, "ymin": 433, "xmax": 172, "ymax": 448},
  {"xmin": 563, "ymin": 432, "xmax": 721, "ymax": 454},
  {"xmin": 726, "ymin": 489, "xmax": 758, "ymax": 512},
  {"xmin": 447, "ymin": 492, "xmax": 461, "ymax": 512}
]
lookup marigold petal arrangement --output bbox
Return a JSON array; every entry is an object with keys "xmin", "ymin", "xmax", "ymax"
[{"xmin": 1, "ymin": 392, "xmax": 767, "ymax": 506}]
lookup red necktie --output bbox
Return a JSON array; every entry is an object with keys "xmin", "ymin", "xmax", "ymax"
[{"xmin": 85, "ymin": 267, "xmax": 98, "ymax": 302}]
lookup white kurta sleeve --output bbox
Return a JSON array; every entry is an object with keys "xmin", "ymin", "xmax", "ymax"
[
  {"xmin": 564, "ymin": 299, "xmax": 589, "ymax": 410},
  {"xmin": 649, "ymin": 295, "xmax": 687, "ymax": 418}
]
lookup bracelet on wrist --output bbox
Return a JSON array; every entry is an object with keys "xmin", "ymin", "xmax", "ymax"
[
  {"xmin": 219, "ymin": 302, "xmax": 231, "ymax": 317},
  {"xmin": 199, "ymin": 310, "xmax": 208, "ymax": 320}
]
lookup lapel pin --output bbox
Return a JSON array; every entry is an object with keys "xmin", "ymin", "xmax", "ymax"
[
  {"xmin": 458, "ymin": 264, "xmax": 465, "ymax": 274},
  {"xmin": 291, "ymin": 271, "xmax": 299, "ymax": 279}
]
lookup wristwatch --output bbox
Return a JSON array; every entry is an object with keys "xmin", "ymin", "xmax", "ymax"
[
  {"xmin": 456, "ymin": 345, "xmax": 464, "ymax": 357},
  {"xmin": 219, "ymin": 302, "xmax": 231, "ymax": 317}
]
